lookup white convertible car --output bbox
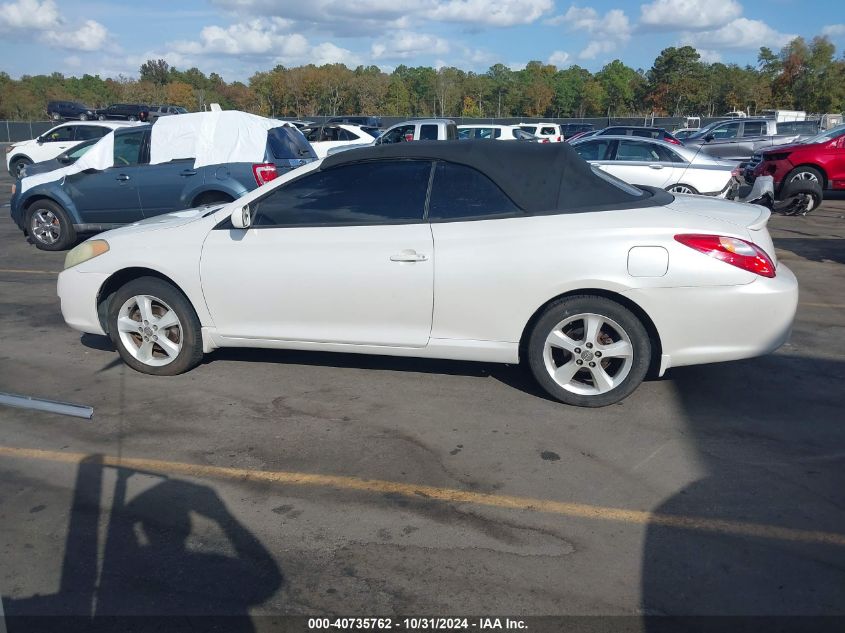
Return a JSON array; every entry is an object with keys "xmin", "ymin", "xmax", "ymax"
[{"xmin": 57, "ymin": 141, "xmax": 798, "ymax": 407}]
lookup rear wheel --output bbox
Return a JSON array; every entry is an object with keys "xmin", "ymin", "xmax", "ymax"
[
  {"xmin": 79, "ymin": 113, "xmax": 88, "ymax": 121},
  {"xmin": 26, "ymin": 200, "xmax": 76, "ymax": 251},
  {"xmin": 107, "ymin": 277, "xmax": 204, "ymax": 376},
  {"xmin": 97, "ymin": 114, "xmax": 106, "ymax": 121},
  {"xmin": 128, "ymin": 115, "xmax": 137, "ymax": 121},
  {"xmin": 192, "ymin": 191, "xmax": 234, "ymax": 207},
  {"xmin": 526, "ymin": 296, "xmax": 651, "ymax": 407},
  {"xmin": 666, "ymin": 183, "xmax": 699, "ymax": 195}
]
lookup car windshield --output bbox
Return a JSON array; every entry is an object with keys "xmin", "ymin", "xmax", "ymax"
[{"xmin": 801, "ymin": 124, "xmax": 845, "ymax": 144}]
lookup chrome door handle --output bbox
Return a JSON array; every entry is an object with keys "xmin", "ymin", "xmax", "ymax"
[
  {"xmin": 180, "ymin": 169, "xmax": 197, "ymax": 177},
  {"xmin": 390, "ymin": 249, "xmax": 427, "ymax": 262},
  {"xmin": 115, "ymin": 174, "xmax": 130, "ymax": 181},
  {"xmin": 648, "ymin": 164, "xmax": 663, "ymax": 170}
]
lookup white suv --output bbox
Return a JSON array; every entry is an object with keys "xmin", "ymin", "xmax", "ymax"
[
  {"xmin": 517, "ymin": 122, "xmax": 563, "ymax": 143},
  {"xmin": 6, "ymin": 121, "xmax": 142, "ymax": 178}
]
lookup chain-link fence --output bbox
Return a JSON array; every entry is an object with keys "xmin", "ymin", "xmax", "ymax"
[{"xmin": 0, "ymin": 121, "xmax": 59, "ymax": 142}]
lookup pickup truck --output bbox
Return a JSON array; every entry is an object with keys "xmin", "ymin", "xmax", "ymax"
[
  {"xmin": 326, "ymin": 119, "xmax": 458, "ymax": 156},
  {"xmin": 682, "ymin": 118, "xmax": 818, "ymax": 161}
]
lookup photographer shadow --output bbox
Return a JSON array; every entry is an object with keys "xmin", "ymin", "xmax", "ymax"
[{"xmin": 4, "ymin": 455, "xmax": 283, "ymax": 632}]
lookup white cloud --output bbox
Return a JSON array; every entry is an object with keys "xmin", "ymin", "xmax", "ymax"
[
  {"xmin": 822, "ymin": 24, "xmax": 845, "ymax": 37},
  {"xmin": 639, "ymin": 0, "xmax": 741, "ymax": 30},
  {"xmin": 0, "ymin": 0, "xmax": 58, "ymax": 30},
  {"xmin": 427, "ymin": 0, "xmax": 553, "ymax": 26},
  {"xmin": 546, "ymin": 6, "xmax": 632, "ymax": 60},
  {"xmin": 547, "ymin": 50, "xmax": 570, "ymax": 67},
  {"xmin": 695, "ymin": 48, "xmax": 722, "ymax": 63},
  {"xmin": 683, "ymin": 18, "xmax": 795, "ymax": 51},
  {"xmin": 173, "ymin": 18, "xmax": 303, "ymax": 56},
  {"xmin": 371, "ymin": 31, "xmax": 449, "ymax": 60},
  {"xmin": 41, "ymin": 19, "xmax": 109, "ymax": 51},
  {"xmin": 310, "ymin": 42, "xmax": 360, "ymax": 66}
]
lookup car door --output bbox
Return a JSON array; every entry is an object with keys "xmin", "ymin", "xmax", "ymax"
[
  {"xmin": 737, "ymin": 121, "xmax": 767, "ymax": 159},
  {"xmin": 701, "ymin": 121, "xmax": 741, "ymax": 159},
  {"xmin": 200, "ymin": 160, "xmax": 434, "ymax": 346},
  {"xmin": 64, "ymin": 129, "xmax": 146, "ymax": 225},
  {"xmin": 137, "ymin": 158, "xmax": 199, "ymax": 217},
  {"xmin": 602, "ymin": 139, "xmax": 677, "ymax": 188},
  {"xmin": 31, "ymin": 124, "xmax": 78, "ymax": 163}
]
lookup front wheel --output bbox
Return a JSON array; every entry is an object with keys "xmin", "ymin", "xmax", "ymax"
[
  {"xmin": 26, "ymin": 200, "xmax": 77, "ymax": 250},
  {"xmin": 10, "ymin": 156, "xmax": 32, "ymax": 178},
  {"xmin": 526, "ymin": 296, "xmax": 651, "ymax": 407},
  {"xmin": 666, "ymin": 183, "xmax": 699, "ymax": 195},
  {"xmin": 97, "ymin": 114, "xmax": 106, "ymax": 120},
  {"xmin": 108, "ymin": 277, "xmax": 204, "ymax": 376},
  {"xmin": 79, "ymin": 113, "xmax": 88, "ymax": 121},
  {"xmin": 128, "ymin": 115, "xmax": 137, "ymax": 121}
]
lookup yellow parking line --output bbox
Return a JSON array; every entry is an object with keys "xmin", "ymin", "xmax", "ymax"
[
  {"xmin": 1, "ymin": 445, "xmax": 843, "ymax": 547},
  {"xmin": 0, "ymin": 268, "xmax": 60, "ymax": 274}
]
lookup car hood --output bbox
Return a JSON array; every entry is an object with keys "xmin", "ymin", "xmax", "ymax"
[{"xmin": 105, "ymin": 206, "xmax": 225, "ymax": 238}]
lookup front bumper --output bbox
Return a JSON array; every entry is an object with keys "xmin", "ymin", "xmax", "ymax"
[
  {"xmin": 57, "ymin": 268, "xmax": 109, "ymax": 336},
  {"xmin": 625, "ymin": 265, "xmax": 799, "ymax": 375}
]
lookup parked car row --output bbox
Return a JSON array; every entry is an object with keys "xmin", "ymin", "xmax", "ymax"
[{"xmin": 46, "ymin": 100, "xmax": 189, "ymax": 123}]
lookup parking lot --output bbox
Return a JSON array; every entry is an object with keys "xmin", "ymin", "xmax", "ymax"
[{"xmin": 1, "ymin": 157, "xmax": 844, "ymax": 629}]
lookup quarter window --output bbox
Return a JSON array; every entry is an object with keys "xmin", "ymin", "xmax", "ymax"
[
  {"xmin": 252, "ymin": 161, "xmax": 432, "ymax": 227},
  {"xmin": 428, "ymin": 161, "xmax": 520, "ymax": 221}
]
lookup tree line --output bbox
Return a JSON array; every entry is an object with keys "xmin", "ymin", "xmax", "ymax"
[{"xmin": 0, "ymin": 37, "xmax": 843, "ymax": 121}]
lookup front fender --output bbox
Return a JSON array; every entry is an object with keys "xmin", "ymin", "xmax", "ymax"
[{"xmin": 15, "ymin": 185, "xmax": 81, "ymax": 225}]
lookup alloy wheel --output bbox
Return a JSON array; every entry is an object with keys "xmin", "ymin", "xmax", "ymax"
[
  {"xmin": 116, "ymin": 294, "xmax": 183, "ymax": 367},
  {"xmin": 668, "ymin": 184, "xmax": 695, "ymax": 194},
  {"xmin": 790, "ymin": 171, "xmax": 819, "ymax": 184},
  {"xmin": 30, "ymin": 208, "xmax": 61, "ymax": 245},
  {"xmin": 543, "ymin": 313, "xmax": 634, "ymax": 396}
]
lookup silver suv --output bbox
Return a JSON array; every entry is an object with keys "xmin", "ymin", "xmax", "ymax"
[{"xmin": 148, "ymin": 105, "xmax": 188, "ymax": 122}]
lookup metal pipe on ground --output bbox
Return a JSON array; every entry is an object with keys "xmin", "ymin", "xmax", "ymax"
[{"xmin": 0, "ymin": 392, "xmax": 93, "ymax": 420}]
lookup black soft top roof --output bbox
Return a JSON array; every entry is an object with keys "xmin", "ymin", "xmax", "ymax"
[{"xmin": 321, "ymin": 140, "xmax": 670, "ymax": 214}]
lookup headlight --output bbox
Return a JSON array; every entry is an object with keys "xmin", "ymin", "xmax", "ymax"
[{"xmin": 64, "ymin": 240, "xmax": 109, "ymax": 269}]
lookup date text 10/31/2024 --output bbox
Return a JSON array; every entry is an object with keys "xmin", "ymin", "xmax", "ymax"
[{"xmin": 307, "ymin": 617, "xmax": 528, "ymax": 630}]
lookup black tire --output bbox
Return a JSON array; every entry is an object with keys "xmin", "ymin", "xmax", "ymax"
[
  {"xmin": 26, "ymin": 199, "xmax": 77, "ymax": 251},
  {"xmin": 778, "ymin": 179, "xmax": 823, "ymax": 215},
  {"xmin": 79, "ymin": 113, "xmax": 88, "ymax": 121},
  {"xmin": 128, "ymin": 115, "xmax": 137, "ymax": 121},
  {"xmin": 51, "ymin": 113, "xmax": 60, "ymax": 121},
  {"xmin": 107, "ymin": 277, "xmax": 204, "ymax": 376},
  {"xmin": 10, "ymin": 157, "xmax": 32, "ymax": 179},
  {"xmin": 785, "ymin": 166, "xmax": 824, "ymax": 189},
  {"xmin": 526, "ymin": 295, "xmax": 651, "ymax": 407},
  {"xmin": 666, "ymin": 183, "xmax": 699, "ymax": 195},
  {"xmin": 192, "ymin": 191, "xmax": 234, "ymax": 207},
  {"xmin": 98, "ymin": 114, "xmax": 106, "ymax": 121}
]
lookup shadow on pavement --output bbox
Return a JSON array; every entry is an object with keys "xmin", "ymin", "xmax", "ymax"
[
  {"xmin": 772, "ymin": 237, "xmax": 845, "ymax": 265},
  {"xmin": 3, "ymin": 455, "xmax": 283, "ymax": 632},
  {"xmin": 641, "ymin": 354, "xmax": 845, "ymax": 619}
]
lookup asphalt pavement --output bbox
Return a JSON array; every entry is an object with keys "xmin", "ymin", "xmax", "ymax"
[{"xmin": 1, "ymin": 162, "xmax": 844, "ymax": 630}]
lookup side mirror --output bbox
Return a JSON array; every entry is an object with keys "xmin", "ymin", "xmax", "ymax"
[
  {"xmin": 704, "ymin": 133, "xmax": 715, "ymax": 143},
  {"xmin": 58, "ymin": 153, "xmax": 71, "ymax": 164},
  {"xmin": 231, "ymin": 204, "xmax": 252, "ymax": 229}
]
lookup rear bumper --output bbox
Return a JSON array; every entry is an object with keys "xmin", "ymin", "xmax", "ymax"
[
  {"xmin": 57, "ymin": 268, "xmax": 109, "ymax": 336},
  {"xmin": 625, "ymin": 265, "xmax": 799, "ymax": 375}
]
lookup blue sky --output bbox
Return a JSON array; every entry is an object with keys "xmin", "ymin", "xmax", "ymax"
[{"xmin": 1, "ymin": 0, "xmax": 843, "ymax": 80}]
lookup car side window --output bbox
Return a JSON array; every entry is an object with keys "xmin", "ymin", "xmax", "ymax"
[
  {"xmin": 616, "ymin": 140, "xmax": 662, "ymax": 161},
  {"xmin": 540, "ymin": 127, "xmax": 556, "ymax": 136},
  {"xmin": 377, "ymin": 125, "xmax": 414, "ymax": 144},
  {"xmin": 573, "ymin": 140, "xmax": 612, "ymax": 161},
  {"xmin": 251, "ymin": 161, "xmax": 432, "ymax": 227},
  {"xmin": 458, "ymin": 128, "xmax": 473, "ymax": 139},
  {"xmin": 711, "ymin": 122, "xmax": 740, "ymax": 139},
  {"xmin": 74, "ymin": 126, "xmax": 108, "ymax": 140},
  {"xmin": 113, "ymin": 131, "xmax": 146, "ymax": 166},
  {"xmin": 428, "ymin": 161, "xmax": 520, "ymax": 221},
  {"xmin": 742, "ymin": 122, "xmax": 766, "ymax": 136},
  {"xmin": 519, "ymin": 126, "xmax": 537, "ymax": 135},
  {"xmin": 43, "ymin": 126, "xmax": 75, "ymax": 142},
  {"xmin": 420, "ymin": 125, "xmax": 438, "ymax": 140}
]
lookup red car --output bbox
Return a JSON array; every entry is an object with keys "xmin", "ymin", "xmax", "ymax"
[{"xmin": 748, "ymin": 124, "xmax": 845, "ymax": 193}]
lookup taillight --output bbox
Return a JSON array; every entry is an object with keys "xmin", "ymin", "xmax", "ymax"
[
  {"xmin": 541, "ymin": 138, "xmax": 550, "ymax": 144},
  {"xmin": 556, "ymin": 136, "xmax": 562, "ymax": 142},
  {"xmin": 675, "ymin": 234, "xmax": 775, "ymax": 278},
  {"xmin": 252, "ymin": 163, "xmax": 278, "ymax": 186},
  {"xmin": 665, "ymin": 136, "xmax": 681, "ymax": 145}
]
